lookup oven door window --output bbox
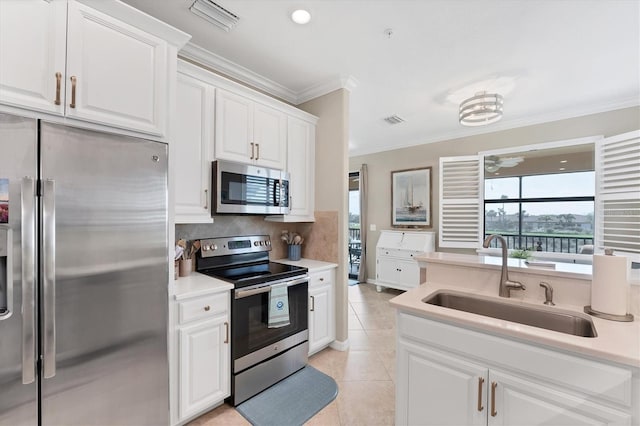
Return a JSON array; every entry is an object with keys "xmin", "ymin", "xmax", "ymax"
[
  {"xmin": 232, "ymin": 282, "xmax": 308, "ymax": 361},
  {"xmin": 221, "ymin": 171, "xmax": 282, "ymax": 206}
]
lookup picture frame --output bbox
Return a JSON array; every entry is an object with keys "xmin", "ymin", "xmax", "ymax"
[{"xmin": 391, "ymin": 167, "xmax": 432, "ymax": 227}]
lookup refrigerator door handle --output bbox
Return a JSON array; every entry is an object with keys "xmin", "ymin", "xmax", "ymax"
[
  {"xmin": 21, "ymin": 177, "xmax": 36, "ymax": 384},
  {"xmin": 42, "ymin": 179, "xmax": 56, "ymax": 379}
]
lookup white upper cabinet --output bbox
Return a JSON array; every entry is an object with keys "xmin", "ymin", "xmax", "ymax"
[
  {"xmin": 174, "ymin": 70, "xmax": 214, "ymax": 223},
  {"xmin": 65, "ymin": 1, "xmax": 168, "ymax": 135},
  {"xmin": 0, "ymin": 0, "xmax": 67, "ymax": 115},
  {"xmin": 0, "ymin": 0, "xmax": 190, "ymax": 138},
  {"xmin": 215, "ymin": 89, "xmax": 286, "ymax": 170},
  {"xmin": 266, "ymin": 116, "xmax": 316, "ymax": 222}
]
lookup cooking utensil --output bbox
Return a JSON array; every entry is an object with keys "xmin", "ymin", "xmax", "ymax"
[{"xmin": 293, "ymin": 235, "xmax": 302, "ymax": 245}]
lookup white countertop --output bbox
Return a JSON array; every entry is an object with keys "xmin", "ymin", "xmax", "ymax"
[
  {"xmin": 390, "ymin": 282, "xmax": 640, "ymax": 367},
  {"xmin": 274, "ymin": 258, "xmax": 338, "ymax": 273},
  {"xmin": 173, "ymin": 272, "xmax": 233, "ymax": 301},
  {"xmin": 416, "ymin": 251, "xmax": 594, "ymax": 281}
]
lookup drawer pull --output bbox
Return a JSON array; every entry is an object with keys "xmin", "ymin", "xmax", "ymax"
[
  {"xmin": 490, "ymin": 381, "xmax": 497, "ymax": 417},
  {"xmin": 204, "ymin": 305, "xmax": 210, "ymax": 311},
  {"xmin": 54, "ymin": 72, "xmax": 62, "ymax": 105},
  {"xmin": 319, "ymin": 278, "xmax": 324, "ymax": 282},
  {"xmin": 69, "ymin": 76, "xmax": 77, "ymax": 108},
  {"xmin": 477, "ymin": 377, "xmax": 484, "ymax": 412},
  {"xmin": 224, "ymin": 322, "xmax": 229, "ymax": 344}
]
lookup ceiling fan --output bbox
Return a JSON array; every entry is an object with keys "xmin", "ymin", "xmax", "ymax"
[{"xmin": 484, "ymin": 155, "xmax": 524, "ymax": 173}]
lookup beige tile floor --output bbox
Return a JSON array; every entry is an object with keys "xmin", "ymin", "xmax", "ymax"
[{"xmin": 188, "ymin": 283, "xmax": 402, "ymax": 426}]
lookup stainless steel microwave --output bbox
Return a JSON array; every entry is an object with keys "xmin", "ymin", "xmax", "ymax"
[{"xmin": 212, "ymin": 160, "xmax": 290, "ymax": 215}]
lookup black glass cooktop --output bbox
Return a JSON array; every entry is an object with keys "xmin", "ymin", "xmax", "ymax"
[{"xmin": 200, "ymin": 261, "xmax": 308, "ymax": 288}]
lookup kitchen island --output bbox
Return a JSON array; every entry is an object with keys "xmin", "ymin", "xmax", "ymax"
[{"xmin": 390, "ymin": 252, "xmax": 639, "ymax": 425}]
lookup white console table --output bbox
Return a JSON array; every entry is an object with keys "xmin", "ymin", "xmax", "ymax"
[{"xmin": 375, "ymin": 230, "xmax": 435, "ymax": 292}]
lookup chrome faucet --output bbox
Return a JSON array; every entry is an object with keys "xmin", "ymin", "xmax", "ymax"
[{"xmin": 482, "ymin": 234, "xmax": 526, "ymax": 297}]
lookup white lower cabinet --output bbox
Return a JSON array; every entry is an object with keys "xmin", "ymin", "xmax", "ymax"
[
  {"xmin": 308, "ymin": 268, "xmax": 335, "ymax": 355},
  {"xmin": 175, "ymin": 292, "xmax": 230, "ymax": 423},
  {"xmin": 397, "ymin": 312, "xmax": 634, "ymax": 426}
]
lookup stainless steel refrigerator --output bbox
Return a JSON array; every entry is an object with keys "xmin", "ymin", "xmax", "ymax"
[{"xmin": 0, "ymin": 112, "xmax": 169, "ymax": 425}]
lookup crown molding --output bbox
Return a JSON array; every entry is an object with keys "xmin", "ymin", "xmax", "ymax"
[
  {"xmin": 349, "ymin": 98, "xmax": 640, "ymax": 158},
  {"xmin": 296, "ymin": 75, "xmax": 360, "ymax": 105},
  {"xmin": 180, "ymin": 42, "xmax": 360, "ymax": 105},
  {"xmin": 180, "ymin": 42, "xmax": 298, "ymax": 103}
]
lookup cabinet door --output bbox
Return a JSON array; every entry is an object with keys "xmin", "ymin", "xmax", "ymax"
[
  {"xmin": 253, "ymin": 102, "xmax": 286, "ymax": 169},
  {"xmin": 174, "ymin": 73, "xmax": 214, "ymax": 223},
  {"xmin": 0, "ymin": 0, "xmax": 66, "ymax": 114},
  {"xmin": 397, "ymin": 341, "xmax": 487, "ymax": 426},
  {"xmin": 215, "ymin": 89, "xmax": 252, "ymax": 163},
  {"xmin": 286, "ymin": 117, "xmax": 315, "ymax": 219},
  {"xmin": 65, "ymin": 1, "xmax": 168, "ymax": 135},
  {"xmin": 179, "ymin": 316, "xmax": 230, "ymax": 420},
  {"xmin": 308, "ymin": 281, "xmax": 334, "ymax": 355},
  {"xmin": 488, "ymin": 370, "xmax": 631, "ymax": 426}
]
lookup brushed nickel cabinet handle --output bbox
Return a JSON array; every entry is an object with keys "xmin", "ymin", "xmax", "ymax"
[
  {"xmin": 204, "ymin": 189, "xmax": 208, "ymax": 209},
  {"xmin": 256, "ymin": 143, "xmax": 260, "ymax": 160},
  {"xmin": 250, "ymin": 142, "xmax": 254, "ymax": 159},
  {"xmin": 69, "ymin": 76, "xmax": 77, "ymax": 108},
  {"xmin": 204, "ymin": 305, "xmax": 210, "ymax": 311},
  {"xmin": 477, "ymin": 377, "xmax": 485, "ymax": 412},
  {"xmin": 224, "ymin": 321, "xmax": 229, "ymax": 344},
  {"xmin": 319, "ymin": 278, "xmax": 324, "ymax": 282},
  {"xmin": 491, "ymin": 381, "xmax": 497, "ymax": 417},
  {"xmin": 54, "ymin": 72, "xmax": 61, "ymax": 105},
  {"xmin": 310, "ymin": 295, "xmax": 315, "ymax": 311}
]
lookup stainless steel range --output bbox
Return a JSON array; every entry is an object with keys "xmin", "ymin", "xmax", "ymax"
[{"xmin": 196, "ymin": 235, "xmax": 309, "ymax": 405}]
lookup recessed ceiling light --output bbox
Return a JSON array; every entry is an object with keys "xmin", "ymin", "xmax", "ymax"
[
  {"xmin": 291, "ymin": 9, "xmax": 311, "ymax": 24},
  {"xmin": 560, "ymin": 160, "xmax": 568, "ymax": 163}
]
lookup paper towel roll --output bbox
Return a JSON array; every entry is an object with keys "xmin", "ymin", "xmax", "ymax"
[{"xmin": 591, "ymin": 251, "xmax": 629, "ymax": 316}]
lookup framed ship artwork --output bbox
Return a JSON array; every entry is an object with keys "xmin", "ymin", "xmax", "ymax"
[
  {"xmin": 0, "ymin": 178, "xmax": 8, "ymax": 223},
  {"xmin": 391, "ymin": 167, "xmax": 432, "ymax": 228}
]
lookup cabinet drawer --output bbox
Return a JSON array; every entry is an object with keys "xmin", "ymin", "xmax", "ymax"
[
  {"xmin": 178, "ymin": 293, "xmax": 228, "ymax": 325},
  {"xmin": 377, "ymin": 248, "xmax": 421, "ymax": 260},
  {"xmin": 309, "ymin": 270, "xmax": 333, "ymax": 287}
]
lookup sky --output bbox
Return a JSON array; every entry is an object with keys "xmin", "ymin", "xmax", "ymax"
[{"xmin": 0, "ymin": 179, "xmax": 8, "ymax": 202}]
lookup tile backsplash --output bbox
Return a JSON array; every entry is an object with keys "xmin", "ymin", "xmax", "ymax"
[{"xmin": 175, "ymin": 211, "xmax": 340, "ymax": 264}]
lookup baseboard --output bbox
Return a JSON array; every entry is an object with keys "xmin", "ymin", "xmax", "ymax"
[
  {"xmin": 329, "ymin": 339, "xmax": 349, "ymax": 352},
  {"xmin": 366, "ymin": 278, "xmax": 377, "ymax": 285}
]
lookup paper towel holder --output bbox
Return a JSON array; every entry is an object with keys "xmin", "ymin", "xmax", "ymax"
[{"xmin": 583, "ymin": 306, "xmax": 634, "ymax": 322}]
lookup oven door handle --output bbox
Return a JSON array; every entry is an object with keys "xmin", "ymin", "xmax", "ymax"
[{"xmin": 234, "ymin": 276, "xmax": 308, "ymax": 300}]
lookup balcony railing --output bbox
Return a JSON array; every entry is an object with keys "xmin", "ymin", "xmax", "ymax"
[
  {"xmin": 349, "ymin": 227, "xmax": 361, "ymax": 242},
  {"xmin": 484, "ymin": 233, "xmax": 593, "ymax": 254}
]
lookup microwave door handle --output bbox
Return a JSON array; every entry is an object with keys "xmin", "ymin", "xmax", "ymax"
[{"xmin": 273, "ymin": 179, "xmax": 280, "ymax": 207}]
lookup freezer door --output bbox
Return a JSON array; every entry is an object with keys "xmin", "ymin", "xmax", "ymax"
[
  {"xmin": 0, "ymin": 113, "xmax": 38, "ymax": 426},
  {"xmin": 39, "ymin": 123, "xmax": 169, "ymax": 425}
]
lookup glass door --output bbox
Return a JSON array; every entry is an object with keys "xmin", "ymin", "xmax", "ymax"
[{"xmin": 348, "ymin": 171, "xmax": 361, "ymax": 280}]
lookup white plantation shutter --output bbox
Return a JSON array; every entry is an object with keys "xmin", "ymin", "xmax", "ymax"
[
  {"xmin": 439, "ymin": 155, "xmax": 482, "ymax": 248},
  {"xmin": 595, "ymin": 130, "xmax": 640, "ymax": 261}
]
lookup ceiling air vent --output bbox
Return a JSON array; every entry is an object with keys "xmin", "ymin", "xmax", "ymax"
[
  {"xmin": 384, "ymin": 115, "xmax": 405, "ymax": 125},
  {"xmin": 190, "ymin": 0, "xmax": 239, "ymax": 32}
]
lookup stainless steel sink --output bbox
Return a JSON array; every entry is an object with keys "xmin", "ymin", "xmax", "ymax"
[{"xmin": 423, "ymin": 291, "xmax": 597, "ymax": 337}]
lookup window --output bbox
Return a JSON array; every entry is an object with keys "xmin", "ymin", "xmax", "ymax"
[{"xmin": 484, "ymin": 171, "xmax": 595, "ymax": 253}]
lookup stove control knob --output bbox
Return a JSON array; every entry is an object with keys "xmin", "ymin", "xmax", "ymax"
[
  {"xmin": 202, "ymin": 245, "xmax": 208, "ymax": 252},
  {"xmin": 254, "ymin": 241, "xmax": 259, "ymax": 246},
  {"xmin": 211, "ymin": 244, "xmax": 218, "ymax": 251},
  {"xmin": 266, "ymin": 240, "xmax": 271, "ymax": 246}
]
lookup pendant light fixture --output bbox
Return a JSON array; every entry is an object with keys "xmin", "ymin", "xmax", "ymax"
[{"xmin": 459, "ymin": 91, "xmax": 504, "ymax": 126}]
